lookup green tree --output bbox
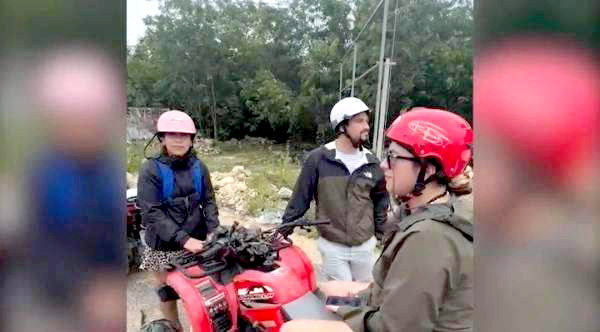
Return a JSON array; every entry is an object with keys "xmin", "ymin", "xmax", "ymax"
[{"xmin": 127, "ymin": 0, "xmax": 474, "ymax": 142}]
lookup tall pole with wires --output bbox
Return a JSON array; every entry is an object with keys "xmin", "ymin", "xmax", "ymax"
[{"xmin": 338, "ymin": 0, "xmax": 399, "ymax": 159}]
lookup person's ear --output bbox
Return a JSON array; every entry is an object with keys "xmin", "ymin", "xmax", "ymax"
[{"xmin": 425, "ymin": 162, "xmax": 437, "ymax": 178}]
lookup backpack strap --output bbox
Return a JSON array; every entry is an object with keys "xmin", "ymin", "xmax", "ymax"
[
  {"xmin": 153, "ymin": 159, "xmax": 175, "ymax": 201},
  {"xmin": 191, "ymin": 159, "xmax": 203, "ymax": 198},
  {"xmin": 153, "ymin": 158, "xmax": 204, "ymax": 201}
]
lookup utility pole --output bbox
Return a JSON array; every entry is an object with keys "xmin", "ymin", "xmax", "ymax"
[
  {"xmin": 373, "ymin": 0, "xmax": 389, "ymax": 160},
  {"xmin": 208, "ymin": 74, "xmax": 218, "ymax": 140},
  {"xmin": 376, "ymin": 58, "xmax": 395, "ymax": 158}
]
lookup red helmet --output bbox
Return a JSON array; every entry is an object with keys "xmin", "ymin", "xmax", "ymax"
[
  {"xmin": 385, "ymin": 108, "xmax": 473, "ymax": 179},
  {"xmin": 476, "ymin": 37, "xmax": 600, "ymax": 183}
]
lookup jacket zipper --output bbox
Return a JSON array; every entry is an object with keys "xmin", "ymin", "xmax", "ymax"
[{"xmin": 328, "ymin": 157, "xmax": 378, "ymax": 244}]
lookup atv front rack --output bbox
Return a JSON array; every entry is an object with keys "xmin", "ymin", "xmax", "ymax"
[{"xmin": 168, "ymin": 250, "xmax": 230, "ymax": 279}]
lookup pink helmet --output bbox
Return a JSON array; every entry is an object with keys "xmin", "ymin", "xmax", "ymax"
[{"xmin": 156, "ymin": 110, "xmax": 196, "ymax": 134}]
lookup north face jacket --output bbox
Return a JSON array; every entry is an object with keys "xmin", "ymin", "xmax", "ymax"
[{"xmin": 282, "ymin": 141, "xmax": 389, "ymax": 246}]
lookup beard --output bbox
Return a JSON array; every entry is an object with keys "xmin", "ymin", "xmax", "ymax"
[{"xmin": 348, "ymin": 131, "xmax": 369, "ymax": 148}]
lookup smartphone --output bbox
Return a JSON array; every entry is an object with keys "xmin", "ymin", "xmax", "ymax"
[{"xmin": 325, "ymin": 296, "xmax": 361, "ymax": 307}]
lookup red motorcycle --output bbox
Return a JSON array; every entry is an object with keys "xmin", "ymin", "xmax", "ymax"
[{"xmin": 162, "ymin": 221, "xmax": 340, "ymax": 332}]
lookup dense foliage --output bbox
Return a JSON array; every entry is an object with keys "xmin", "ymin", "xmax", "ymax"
[{"xmin": 128, "ymin": 0, "xmax": 473, "ymax": 143}]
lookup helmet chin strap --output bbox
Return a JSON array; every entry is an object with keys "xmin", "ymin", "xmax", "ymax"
[
  {"xmin": 143, "ymin": 132, "xmax": 160, "ymax": 159},
  {"xmin": 412, "ymin": 159, "xmax": 428, "ymax": 195},
  {"xmin": 397, "ymin": 159, "xmax": 438, "ymax": 202}
]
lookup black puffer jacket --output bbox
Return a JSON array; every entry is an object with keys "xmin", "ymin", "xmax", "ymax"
[{"xmin": 138, "ymin": 152, "xmax": 219, "ymax": 251}]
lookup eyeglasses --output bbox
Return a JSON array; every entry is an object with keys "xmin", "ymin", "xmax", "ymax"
[{"xmin": 384, "ymin": 150, "xmax": 420, "ymax": 167}]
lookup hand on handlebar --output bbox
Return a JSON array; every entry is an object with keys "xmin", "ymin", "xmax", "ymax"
[
  {"xmin": 277, "ymin": 219, "xmax": 328, "ymax": 237},
  {"xmin": 278, "ymin": 224, "xmax": 295, "ymax": 237},
  {"xmin": 183, "ymin": 237, "xmax": 204, "ymax": 253}
]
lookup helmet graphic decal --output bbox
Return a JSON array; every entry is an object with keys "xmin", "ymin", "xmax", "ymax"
[{"xmin": 408, "ymin": 120, "xmax": 451, "ymax": 146}]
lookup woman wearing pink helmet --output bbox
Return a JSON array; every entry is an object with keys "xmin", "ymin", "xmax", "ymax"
[
  {"xmin": 137, "ymin": 110, "xmax": 220, "ymax": 331},
  {"xmin": 282, "ymin": 108, "xmax": 473, "ymax": 332}
]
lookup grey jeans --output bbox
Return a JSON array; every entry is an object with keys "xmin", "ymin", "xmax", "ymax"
[{"xmin": 316, "ymin": 236, "xmax": 376, "ymax": 282}]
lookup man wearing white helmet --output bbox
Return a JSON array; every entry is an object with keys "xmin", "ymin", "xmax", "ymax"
[{"xmin": 282, "ymin": 97, "xmax": 389, "ymax": 282}]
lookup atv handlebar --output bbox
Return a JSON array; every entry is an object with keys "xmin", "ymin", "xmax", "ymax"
[
  {"xmin": 275, "ymin": 220, "xmax": 331, "ymax": 229},
  {"xmin": 168, "ymin": 220, "xmax": 331, "ymax": 279},
  {"xmin": 271, "ymin": 219, "xmax": 330, "ymax": 240},
  {"xmin": 168, "ymin": 240, "xmax": 231, "ymax": 278},
  {"xmin": 272, "ymin": 219, "xmax": 330, "ymax": 237}
]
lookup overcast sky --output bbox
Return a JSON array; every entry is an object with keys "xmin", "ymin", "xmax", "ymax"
[
  {"xmin": 127, "ymin": 0, "xmax": 283, "ymax": 46},
  {"xmin": 127, "ymin": 0, "xmax": 160, "ymax": 46}
]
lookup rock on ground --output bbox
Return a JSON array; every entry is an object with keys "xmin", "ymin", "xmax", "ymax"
[
  {"xmin": 277, "ymin": 187, "xmax": 293, "ymax": 200},
  {"xmin": 211, "ymin": 166, "xmax": 253, "ymax": 214},
  {"xmin": 194, "ymin": 138, "xmax": 221, "ymax": 155}
]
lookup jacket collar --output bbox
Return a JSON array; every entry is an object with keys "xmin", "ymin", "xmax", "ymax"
[
  {"xmin": 323, "ymin": 140, "xmax": 379, "ymax": 164},
  {"xmin": 394, "ymin": 195, "xmax": 474, "ymax": 238},
  {"xmin": 156, "ymin": 150, "xmax": 196, "ymax": 169}
]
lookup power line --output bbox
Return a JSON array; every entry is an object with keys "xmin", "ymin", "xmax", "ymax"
[{"xmin": 341, "ymin": 0, "xmax": 385, "ymax": 62}]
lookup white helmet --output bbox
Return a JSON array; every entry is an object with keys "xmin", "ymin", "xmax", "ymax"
[{"xmin": 330, "ymin": 97, "xmax": 370, "ymax": 131}]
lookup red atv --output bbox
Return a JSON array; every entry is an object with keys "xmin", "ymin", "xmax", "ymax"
[{"xmin": 163, "ymin": 221, "xmax": 340, "ymax": 332}]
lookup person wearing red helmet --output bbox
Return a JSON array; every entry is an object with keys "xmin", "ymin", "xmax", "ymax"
[
  {"xmin": 137, "ymin": 110, "xmax": 220, "ymax": 331},
  {"xmin": 282, "ymin": 108, "xmax": 473, "ymax": 332}
]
